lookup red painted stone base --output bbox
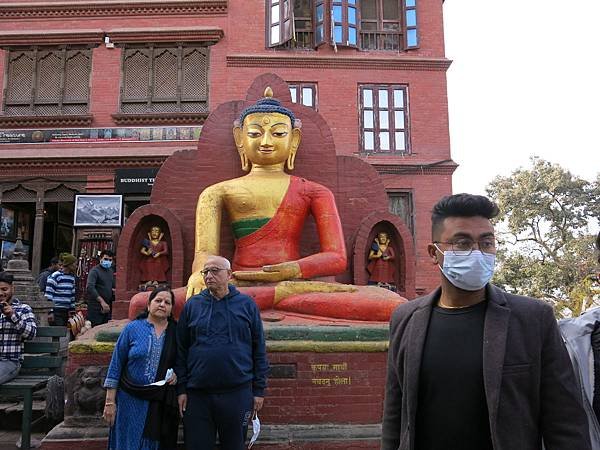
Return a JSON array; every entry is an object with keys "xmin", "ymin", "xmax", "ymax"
[{"xmin": 52, "ymin": 328, "xmax": 387, "ymax": 449}]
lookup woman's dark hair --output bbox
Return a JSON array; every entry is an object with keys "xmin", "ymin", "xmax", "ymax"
[
  {"xmin": 135, "ymin": 287, "xmax": 175, "ymax": 320},
  {"xmin": 431, "ymin": 193, "xmax": 500, "ymax": 240}
]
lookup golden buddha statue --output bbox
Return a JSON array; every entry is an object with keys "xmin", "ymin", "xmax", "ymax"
[{"xmin": 181, "ymin": 88, "xmax": 405, "ymax": 321}]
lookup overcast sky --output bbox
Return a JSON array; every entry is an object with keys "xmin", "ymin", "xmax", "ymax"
[{"xmin": 443, "ymin": 0, "xmax": 600, "ymax": 196}]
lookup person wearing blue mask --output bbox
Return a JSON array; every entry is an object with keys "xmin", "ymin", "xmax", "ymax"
[
  {"xmin": 382, "ymin": 193, "xmax": 590, "ymax": 450},
  {"xmin": 86, "ymin": 250, "xmax": 115, "ymax": 327}
]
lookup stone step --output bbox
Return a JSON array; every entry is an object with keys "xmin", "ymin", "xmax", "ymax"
[{"xmin": 0, "ymin": 399, "xmax": 49, "ymax": 432}]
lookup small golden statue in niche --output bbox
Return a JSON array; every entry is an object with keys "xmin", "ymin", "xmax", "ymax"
[
  {"xmin": 139, "ymin": 225, "xmax": 169, "ymax": 290},
  {"xmin": 367, "ymin": 231, "xmax": 397, "ymax": 291}
]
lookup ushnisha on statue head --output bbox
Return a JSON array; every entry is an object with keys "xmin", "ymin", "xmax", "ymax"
[{"xmin": 233, "ymin": 87, "xmax": 302, "ymax": 172}]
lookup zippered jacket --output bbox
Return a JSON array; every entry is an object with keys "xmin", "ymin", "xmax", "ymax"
[
  {"xmin": 175, "ymin": 285, "xmax": 268, "ymax": 397},
  {"xmin": 559, "ymin": 308, "xmax": 600, "ymax": 450}
]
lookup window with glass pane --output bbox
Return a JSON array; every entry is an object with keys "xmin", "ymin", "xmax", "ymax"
[
  {"xmin": 121, "ymin": 45, "xmax": 209, "ymax": 114},
  {"xmin": 3, "ymin": 46, "xmax": 91, "ymax": 116},
  {"xmin": 314, "ymin": 0, "xmax": 326, "ymax": 46},
  {"xmin": 388, "ymin": 191, "xmax": 414, "ymax": 234},
  {"xmin": 266, "ymin": 0, "xmax": 293, "ymax": 47},
  {"xmin": 404, "ymin": 0, "xmax": 418, "ymax": 48},
  {"xmin": 332, "ymin": 0, "xmax": 358, "ymax": 47},
  {"xmin": 288, "ymin": 82, "xmax": 317, "ymax": 110},
  {"xmin": 359, "ymin": 0, "xmax": 418, "ymax": 51},
  {"xmin": 359, "ymin": 84, "xmax": 409, "ymax": 153}
]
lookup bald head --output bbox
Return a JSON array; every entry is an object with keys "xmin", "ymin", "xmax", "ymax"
[
  {"xmin": 205, "ymin": 255, "xmax": 231, "ymax": 270},
  {"xmin": 202, "ymin": 255, "xmax": 232, "ymax": 299}
]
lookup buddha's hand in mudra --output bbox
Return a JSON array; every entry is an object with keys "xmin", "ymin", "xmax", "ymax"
[
  {"xmin": 186, "ymin": 271, "xmax": 207, "ymax": 299},
  {"xmin": 233, "ymin": 261, "xmax": 301, "ymax": 283}
]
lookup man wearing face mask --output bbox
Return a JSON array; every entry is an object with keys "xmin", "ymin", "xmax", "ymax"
[
  {"xmin": 86, "ymin": 250, "xmax": 115, "ymax": 327},
  {"xmin": 382, "ymin": 193, "xmax": 590, "ymax": 450}
]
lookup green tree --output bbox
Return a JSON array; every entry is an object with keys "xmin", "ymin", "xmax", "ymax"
[{"xmin": 487, "ymin": 157, "xmax": 599, "ymax": 317}]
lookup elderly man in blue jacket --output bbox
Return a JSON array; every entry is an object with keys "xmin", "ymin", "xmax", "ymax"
[{"xmin": 176, "ymin": 255, "xmax": 269, "ymax": 450}]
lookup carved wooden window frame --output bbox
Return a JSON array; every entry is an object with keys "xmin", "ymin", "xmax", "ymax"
[
  {"xmin": 2, "ymin": 45, "xmax": 92, "ymax": 116},
  {"xmin": 331, "ymin": 0, "xmax": 358, "ymax": 48},
  {"xmin": 266, "ymin": 0, "xmax": 294, "ymax": 47},
  {"xmin": 266, "ymin": 0, "xmax": 418, "ymax": 52},
  {"xmin": 119, "ymin": 44, "xmax": 209, "ymax": 114},
  {"xmin": 387, "ymin": 189, "xmax": 415, "ymax": 235},
  {"xmin": 288, "ymin": 82, "xmax": 317, "ymax": 110},
  {"xmin": 359, "ymin": 84, "xmax": 410, "ymax": 154}
]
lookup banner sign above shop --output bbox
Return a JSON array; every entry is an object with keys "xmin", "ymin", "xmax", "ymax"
[
  {"xmin": 0, "ymin": 126, "xmax": 202, "ymax": 144},
  {"xmin": 115, "ymin": 168, "xmax": 160, "ymax": 194}
]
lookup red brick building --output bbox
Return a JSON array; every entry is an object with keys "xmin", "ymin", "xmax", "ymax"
[{"xmin": 0, "ymin": 0, "xmax": 454, "ymax": 296}]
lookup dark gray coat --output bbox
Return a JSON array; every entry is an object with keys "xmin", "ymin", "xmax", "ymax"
[{"xmin": 382, "ymin": 284, "xmax": 591, "ymax": 450}]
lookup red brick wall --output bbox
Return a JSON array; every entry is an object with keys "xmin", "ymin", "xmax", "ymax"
[
  {"xmin": 0, "ymin": 0, "xmax": 452, "ymax": 296},
  {"xmin": 66, "ymin": 349, "xmax": 387, "ymax": 424},
  {"xmin": 264, "ymin": 352, "xmax": 387, "ymax": 425}
]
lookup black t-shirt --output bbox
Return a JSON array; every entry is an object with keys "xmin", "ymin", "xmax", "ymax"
[{"xmin": 415, "ymin": 301, "xmax": 493, "ymax": 450}]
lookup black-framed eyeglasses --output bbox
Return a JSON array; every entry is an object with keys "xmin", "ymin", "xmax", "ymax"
[
  {"xmin": 433, "ymin": 238, "xmax": 496, "ymax": 256},
  {"xmin": 200, "ymin": 268, "xmax": 227, "ymax": 276}
]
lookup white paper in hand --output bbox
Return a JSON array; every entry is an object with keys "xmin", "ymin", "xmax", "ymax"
[
  {"xmin": 146, "ymin": 368, "xmax": 174, "ymax": 386},
  {"xmin": 247, "ymin": 414, "xmax": 260, "ymax": 449}
]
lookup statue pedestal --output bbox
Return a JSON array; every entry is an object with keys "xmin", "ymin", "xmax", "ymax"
[{"xmin": 40, "ymin": 321, "xmax": 386, "ymax": 449}]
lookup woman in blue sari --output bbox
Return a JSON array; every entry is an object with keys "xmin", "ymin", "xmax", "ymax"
[{"xmin": 103, "ymin": 287, "xmax": 179, "ymax": 449}]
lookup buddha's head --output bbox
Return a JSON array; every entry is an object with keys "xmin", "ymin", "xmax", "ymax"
[
  {"xmin": 234, "ymin": 87, "xmax": 301, "ymax": 172},
  {"xmin": 377, "ymin": 232, "xmax": 390, "ymax": 245},
  {"xmin": 149, "ymin": 226, "xmax": 162, "ymax": 240}
]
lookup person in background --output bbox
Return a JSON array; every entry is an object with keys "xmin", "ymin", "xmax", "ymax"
[
  {"xmin": 86, "ymin": 250, "xmax": 115, "ymax": 327},
  {"xmin": 45, "ymin": 253, "xmax": 77, "ymax": 327},
  {"xmin": 558, "ymin": 231, "xmax": 600, "ymax": 449},
  {"xmin": 37, "ymin": 256, "xmax": 59, "ymax": 293},
  {"xmin": 0, "ymin": 272, "xmax": 37, "ymax": 384},
  {"xmin": 103, "ymin": 287, "xmax": 179, "ymax": 450}
]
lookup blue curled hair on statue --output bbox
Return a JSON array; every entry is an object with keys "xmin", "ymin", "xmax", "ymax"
[
  {"xmin": 136, "ymin": 286, "xmax": 175, "ymax": 322},
  {"xmin": 237, "ymin": 87, "xmax": 298, "ymax": 127},
  {"xmin": 239, "ymin": 97, "xmax": 296, "ymax": 125}
]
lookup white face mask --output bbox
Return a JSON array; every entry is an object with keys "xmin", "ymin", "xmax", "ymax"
[
  {"xmin": 437, "ymin": 247, "xmax": 496, "ymax": 291},
  {"xmin": 248, "ymin": 414, "xmax": 260, "ymax": 448}
]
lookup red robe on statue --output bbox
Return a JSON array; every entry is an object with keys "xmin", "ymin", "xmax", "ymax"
[{"xmin": 140, "ymin": 240, "xmax": 169, "ymax": 282}]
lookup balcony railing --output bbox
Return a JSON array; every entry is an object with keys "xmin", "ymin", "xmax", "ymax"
[
  {"xmin": 282, "ymin": 31, "xmax": 314, "ymax": 50},
  {"xmin": 360, "ymin": 31, "xmax": 401, "ymax": 51}
]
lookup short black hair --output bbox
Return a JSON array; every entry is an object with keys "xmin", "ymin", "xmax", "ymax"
[
  {"xmin": 50, "ymin": 257, "xmax": 60, "ymax": 265},
  {"xmin": 431, "ymin": 193, "xmax": 500, "ymax": 239},
  {"xmin": 100, "ymin": 250, "xmax": 114, "ymax": 258},
  {"xmin": 0, "ymin": 272, "xmax": 14, "ymax": 284}
]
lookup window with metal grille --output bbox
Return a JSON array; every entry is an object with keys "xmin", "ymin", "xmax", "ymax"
[
  {"xmin": 359, "ymin": 85, "xmax": 409, "ymax": 154},
  {"xmin": 3, "ymin": 46, "xmax": 91, "ymax": 116},
  {"xmin": 281, "ymin": 0, "xmax": 315, "ymax": 49},
  {"xmin": 266, "ymin": 0, "xmax": 418, "ymax": 51},
  {"xmin": 289, "ymin": 82, "xmax": 317, "ymax": 110},
  {"xmin": 120, "ymin": 45, "xmax": 209, "ymax": 114},
  {"xmin": 388, "ymin": 190, "xmax": 414, "ymax": 234}
]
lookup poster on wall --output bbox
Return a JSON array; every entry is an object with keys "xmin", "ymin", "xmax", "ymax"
[
  {"xmin": 0, "ymin": 126, "xmax": 202, "ymax": 144},
  {"xmin": 0, "ymin": 207, "xmax": 15, "ymax": 240},
  {"xmin": 73, "ymin": 194, "xmax": 123, "ymax": 227}
]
